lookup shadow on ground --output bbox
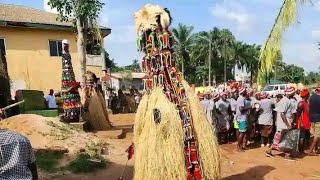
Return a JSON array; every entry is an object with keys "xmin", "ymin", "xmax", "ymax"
[
  {"xmin": 112, "ymin": 125, "xmax": 134, "ymax": 133},
  {"xmin": 48, "ymin": 163, "xmax": 134, "ymax": 180},
  {"xmin": 222, "ymin": 165, "xmax": 275, "ymax": 180},
  {"xmin": 103, "ymin": 163, "xmax": 134, "ymax": 180}
]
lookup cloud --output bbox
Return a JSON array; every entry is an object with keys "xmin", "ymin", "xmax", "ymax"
[
  {"xmin": 43, "ymin": 0, "xmax": 58, "ymax": 14},
  {"xmin": 99, "ymin": 3, "xmax": 139, "ymax": 66},
  {"xmin": 282, "ymin": 43, "xmax": 320, "ymax": 72},
  {"xmin": 210, "ymin": 0, "xmax": 252, "ymax": 31},
  {"xmin": 311, "ymin": 29, "xmax": 320, "ymax": 39},
  {"xmin": 315, "ymin": 1, "xmax": 320, "ymax": 11}
]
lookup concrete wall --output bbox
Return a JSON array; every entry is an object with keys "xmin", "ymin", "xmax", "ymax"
[
  {"xmin": 0, "ymin": 26, "xmax": 104, "ymax": 95},
  {"xmin": 111, "ymin": 78, "xmax": 120, "ymax": 91}
]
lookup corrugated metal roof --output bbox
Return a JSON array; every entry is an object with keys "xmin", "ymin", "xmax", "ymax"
[
  {"xmin": 0, "ymin": 3, "xmax": 110, "ymax": 32},
  {"xmin": 0, "ymin": 4, "xmax": 71, "ymax": 26}
]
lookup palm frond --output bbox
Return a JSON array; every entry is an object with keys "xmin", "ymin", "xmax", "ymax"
[{"xmin": 257, "ymin": 0, "xmax": 309, "ymax": 85}]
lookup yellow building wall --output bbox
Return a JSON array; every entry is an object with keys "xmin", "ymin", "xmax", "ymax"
[{"xmin": 0, "ymin": 26, "xmax": 103, "ymax": 95}]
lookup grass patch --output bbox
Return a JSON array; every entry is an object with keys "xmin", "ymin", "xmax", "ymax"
[
  {"xmin": 36, "ymin": 151, "xmax": 64, "ymax": 173},
  {"xmin": 67, "ymin": 153, "xmax": 109, "ymax": 173}
]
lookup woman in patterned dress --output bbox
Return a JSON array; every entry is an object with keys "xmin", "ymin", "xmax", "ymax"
[{"xmin": 61, "ymin": 39, "xmax": 82, "ymax": 122}]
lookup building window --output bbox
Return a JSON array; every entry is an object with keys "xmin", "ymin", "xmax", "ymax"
[
  {"xmin": 49, "ymin": 40, "xmax": 62, "ymax": 56},
  {"xmin": 0, "ymin": 38, "xmax": 6, "ymax": 55}
]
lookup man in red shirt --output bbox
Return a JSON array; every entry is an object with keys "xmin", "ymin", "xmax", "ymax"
[{"xmin": 296, "ymin": 88, "xmax": 310, "ymax": 152}]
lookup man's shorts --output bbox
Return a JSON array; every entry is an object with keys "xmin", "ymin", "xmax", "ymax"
[
  {"xmin": 237, "ymin": 120, "xmax": 247, "ymax": 133},
  {"xmin": 311, "ymin": 122, "xmax": 320, "ymax": 137}
]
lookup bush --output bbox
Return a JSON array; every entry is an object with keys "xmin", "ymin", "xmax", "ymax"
[
  {"xmin": 36, "ymin": 151, "xmax": 64, "ymax": 173},
  {"xmin": 67, "ymin": 153, "xmax": 109, "ymax": 173}
]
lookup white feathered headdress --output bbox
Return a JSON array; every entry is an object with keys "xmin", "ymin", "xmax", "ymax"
[{"xmin": 134, "ymin": 4, "xmax": 172, "ymax": 35}]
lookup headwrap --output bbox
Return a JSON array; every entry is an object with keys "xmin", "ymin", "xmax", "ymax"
[
  {"xmin": 284, "ymin": 86, "xmax": 295, "ymax": 95},
  {"xmin": 238, "ymin": 86, "xmax": 246, "ymax": 94},
  {"xmin": 220, "ymin": 90, "xmax": 230, "ymax": 97},
  {"xmin": 260, "ymin": 92, "xmax": 268, "ymax": 99},
  {"xmin": 62, "ymin": 39, "xmax": 69, "ymax": 44},
  {"xmin": 231, "ymin": 81, "xmax": 238, "ymax": 89},
  {"xmin": 300, "ymin": 88, "xmax": 309, "ymax": 97},
  {"xmin": 213, "ymin": 93, "xmax": 220, "ymax": 100}
]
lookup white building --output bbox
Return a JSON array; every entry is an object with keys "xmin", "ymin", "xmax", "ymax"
[
  {"xmin": 234, "ymin": 65, "xmax": 251, "ymax": 82},
  {"xmin": 101, "ymin": 72, "xmax": 145, "ymax": 92}
]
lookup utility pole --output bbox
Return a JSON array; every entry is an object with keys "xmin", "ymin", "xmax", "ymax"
[
  {"xmin": 224, "ymin": 31, "xmax": 227, "ymax": 87},
  {"xmin": 181, "ymin": 56, "xmax": 184, "ymax": 79},
  {"xmin": 208, "ymin": 37, "xmax": 212, "ymax": 89}
]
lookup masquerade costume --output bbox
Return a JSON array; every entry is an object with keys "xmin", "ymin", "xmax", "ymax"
[
  {"xmin": 133, "ymin": 4, "xmax": 220, "ymax": 180},
  {"xmin": 61, "ymin": 48, "xmax": 82, "ymax": 122}
]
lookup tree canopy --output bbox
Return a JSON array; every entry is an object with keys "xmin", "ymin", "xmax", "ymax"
[
  {"xmin": 107, "ymin": 24, "xmax": 317, "ymax": 87},
  {"xmin": 47, "ymin": 0, "xmax": 104, "ymax": 22}
]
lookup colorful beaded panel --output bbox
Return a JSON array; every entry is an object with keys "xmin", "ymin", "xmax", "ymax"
[
  {"xmin": 61, "ymin": 53, "xmax": 82, "ymax": 120},
  {"xmin": 137, "ymin": 28, "xmax": 202, "ymax": 180}
]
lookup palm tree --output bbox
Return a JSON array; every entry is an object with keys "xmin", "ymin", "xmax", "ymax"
[
  {"xmin": 132, "ymin": 59, "xmax": 140, "ymax": 72},
  {"xmin": 220, "ymin": 28, "xmax": 236, "ymax": 83},
  {"xmin": 232, "ymin": 41, "xmax": 246, "ymax": 70},
  {"xmin": 192, "ymin": 28, "xmax": 223, "ymax": 87},
  {"xmin": 269, "ymin": 50, "xmax": 284, "ymax": 80},
  {"xmin": 196, "ymin": 65, "xmax": 209, "ymax": 87},
  {"xmin": 172, "ymin": 23, "xmax": 194, "ymax": 77},
  {"xmin": 243, "ymin": 44, "xmax": 260, "ymax": 82}
]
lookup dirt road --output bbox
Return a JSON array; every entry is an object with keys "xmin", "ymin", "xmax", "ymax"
[{"xmin": 59, "ymin": 113, "xmax": 320, "ymax": 180}]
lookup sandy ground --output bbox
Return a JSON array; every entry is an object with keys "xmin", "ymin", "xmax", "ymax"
[
  {"xmin": 0, "ymin": 115, "xmax": 105, "ymax": 155},
  {"xmin": 51, "ymin": 113, "xmax": 320, "ymax": 180}
]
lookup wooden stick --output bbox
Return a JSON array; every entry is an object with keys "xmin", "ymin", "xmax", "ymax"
[
  {"xmin": 118, "ymin": 159, "xmax": 129, "ymax": 180},
  {"xmin": 2, "ymin": 100, "xmax": 25, "ymax": 111}
]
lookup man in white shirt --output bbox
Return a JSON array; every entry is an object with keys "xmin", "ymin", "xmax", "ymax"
[
  {"xmin": 134, "ymin": 94, "xmax": 140, "ymax": 106},
  {"xmin": 266, "ymin": 87, "xmax": 296, "ymax": 160},
  {"xmin": 45, "ymin": 89, "xmax": 58, "ymax": 109},
  {"xmin": 201, "ymin": 93, "xmax": 215, "ymax": 126},
  {"xmin": 105, "ymin": 89, "xmax": 111, "ymax": 109}
]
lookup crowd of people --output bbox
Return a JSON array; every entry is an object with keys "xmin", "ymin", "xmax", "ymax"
[{"xmin": 199, "ymin": 84, "xmax": 320, "ymax": 160}]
